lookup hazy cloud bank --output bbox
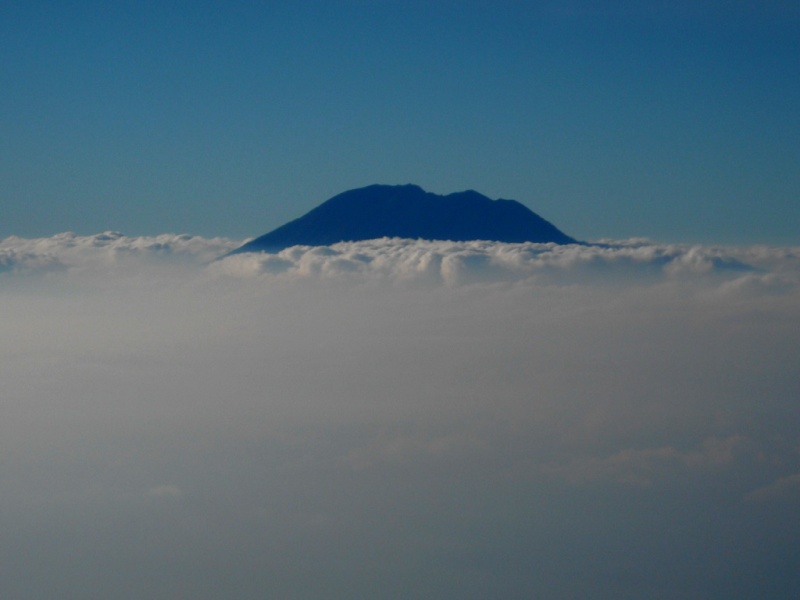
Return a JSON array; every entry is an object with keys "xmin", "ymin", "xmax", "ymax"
[
  {"xmin": 4, "ymin": 232, "xmax": 799, "ymax": 285},
  {"xmin": 0, "ymin": 231, "xmax": 237, "ymax": 274},
  {"xmin": 1, "ymin": 233, "xmax": 799, "ymax": 599}
]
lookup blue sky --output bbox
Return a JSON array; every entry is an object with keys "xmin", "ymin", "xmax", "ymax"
[{"xmin": 2, "ymin": 1, "xmax": 798, "ymax": 243}]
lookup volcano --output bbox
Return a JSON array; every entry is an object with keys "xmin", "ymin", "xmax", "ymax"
[{"xmin": 227, "ymin": 184, "xmax": 577, "ymax": 255}]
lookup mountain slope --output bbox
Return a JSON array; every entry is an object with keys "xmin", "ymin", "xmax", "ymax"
[{"xmin": 228, "ymin": 184, "xmax": 577, "ymax": 254}]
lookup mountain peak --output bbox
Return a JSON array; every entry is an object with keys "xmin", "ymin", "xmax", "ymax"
[{"xmin": 228, "ymin": 184, "xmax": 577, "ymax": 255}]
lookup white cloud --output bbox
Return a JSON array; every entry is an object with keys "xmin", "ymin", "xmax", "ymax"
[
  {"xmin": 0, "ymin": 233, "xmax": 799, "ymax": 599},
  {"xmin": 208, "ymin": 237, "xmax": 800, "ymax": 289},
  {"xmin": 0, "ymin": 231, "xmax": 238, "ymax": 275}
]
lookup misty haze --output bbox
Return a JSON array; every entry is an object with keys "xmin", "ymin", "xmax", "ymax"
[{"xmin": 1, "ymin": 231, "xmax": 798, "ymax": 598}]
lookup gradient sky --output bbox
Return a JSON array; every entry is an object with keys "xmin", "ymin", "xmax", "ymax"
[{"xmin": 1, "ymin": 1, "xmax": 798, "ymax": 243}]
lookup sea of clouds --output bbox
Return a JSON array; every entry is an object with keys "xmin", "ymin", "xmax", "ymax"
[{"xmin": 1, "ymin": 232, "xmax": 799, "ymax": 599}]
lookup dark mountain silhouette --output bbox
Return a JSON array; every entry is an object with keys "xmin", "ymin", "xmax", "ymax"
[{"xmin": 227, "ymin": 184, "xmax": 578, "ymax": 255}]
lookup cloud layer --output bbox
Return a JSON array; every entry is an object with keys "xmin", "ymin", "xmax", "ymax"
[{"xmin": 1, "ymin": 233, "xmax": 799, "ymax": 599}]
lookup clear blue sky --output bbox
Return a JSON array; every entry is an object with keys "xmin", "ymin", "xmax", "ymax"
[{"xmin": 2, "ymin": 1, "xmax": 798, "ymax": 243}]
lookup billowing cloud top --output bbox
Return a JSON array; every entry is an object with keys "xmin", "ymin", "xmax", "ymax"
[
  {"xmin": 214, "ymin": 236, "xmax": 800, "ymax": 287},
  {"xmin": 3, "ymin": 231, "xmax": 798, "ymax": 289},
  {"xmin": 0, "ymin": 231, "xmax": 238, "ymax": 274},
  {"xmin": 1, "ymin": 232, "xmax": 799, "ymax": 599}
]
